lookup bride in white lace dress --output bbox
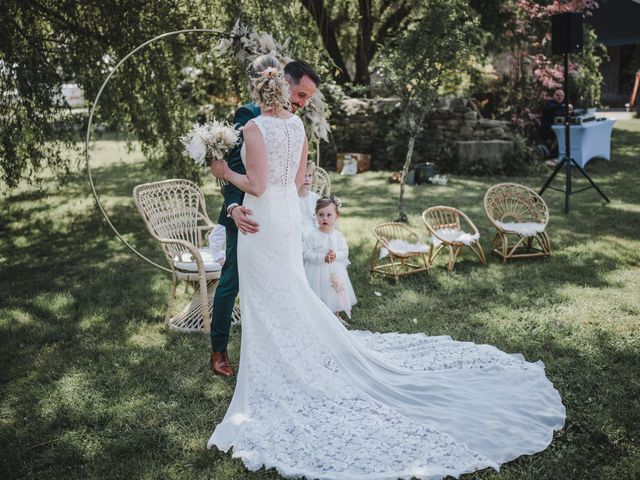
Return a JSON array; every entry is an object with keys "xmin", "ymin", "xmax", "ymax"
[{"xmin": 208, "ymin": 59, "xmax": 565, "ymax": 480}]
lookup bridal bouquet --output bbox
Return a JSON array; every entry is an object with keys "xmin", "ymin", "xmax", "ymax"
[{"xmin": 180, "ymin": 120, "xmax": 240, "ymax": 185}]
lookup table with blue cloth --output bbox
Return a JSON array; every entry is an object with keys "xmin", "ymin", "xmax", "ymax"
[{"xmin": 552, "ymin": 118, "xmax": 616, "ymax": 169}]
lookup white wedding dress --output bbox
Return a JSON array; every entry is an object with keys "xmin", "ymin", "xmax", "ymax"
[{"xmin": 208, "ymin": 114, "xmax": 565, "ymax": 480}]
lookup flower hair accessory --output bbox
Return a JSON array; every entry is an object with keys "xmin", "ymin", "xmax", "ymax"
[
  {"xmin": 260, "ymin": 67, "xmax": 279, "ymax": 78},
  {"xmin": 330, "ymin": 195, "xmax": 342, "ymax": 208}
]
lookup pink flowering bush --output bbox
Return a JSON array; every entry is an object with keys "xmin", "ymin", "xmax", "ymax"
[{"xmin": 475, "ymin": 0, "xmax": 604, "ymax": 140}]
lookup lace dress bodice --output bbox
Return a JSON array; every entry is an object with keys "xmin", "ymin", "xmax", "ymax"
[{"xmin": 241, "ymin": 114, "xmax": 305, "ymax": 191}]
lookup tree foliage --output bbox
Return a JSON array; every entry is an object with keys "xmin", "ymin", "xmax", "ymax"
[
  {"xmin": 299, "ymin": 0, "xmax": 417, "ymax": 87},
  {"xmin": 0, "ymin": 0, "xmax": 328, "ymax": 190},
  {"xmin": 378, "ymin": 0, "xmax": 480, "ymax": 221},
  {"xmin": 468, "ymin": 0, "xmax": 604, "ymax": 135},
  {"xmin": 1, "ymin": 0, "xmax": 608, "ymax": 191},
  {"xmin": 0, "ymin": 0, "xmax": 212, "ymax": 189}
]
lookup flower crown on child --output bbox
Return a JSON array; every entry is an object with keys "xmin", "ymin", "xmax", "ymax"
[{"xmin": 316, "ymin": 195, "xmax": 343, "ymax": 213}]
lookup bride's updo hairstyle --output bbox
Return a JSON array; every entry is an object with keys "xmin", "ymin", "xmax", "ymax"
[{"xmin": 248, "ymin": 54, "xmax": 290, "ymax": 112}]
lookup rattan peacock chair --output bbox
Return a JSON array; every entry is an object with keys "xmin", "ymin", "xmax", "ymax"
[
  {"xmin": 484, "ymin": 183, "xmax": 551, "ymax": 263},
  {"xmin": 133, "ymin": 179, "xmax": 240, "ymax": 333},
  {"xmin": 370, "ymin": 222, "xmax": 430, "ymax": 281},
  {"xmin": 421, "ymin": 206, "xmax": 486, "ymax": 271},
  {"xmin": 310, "ymin": 164, "xmax": 331, "ymax": 197}
]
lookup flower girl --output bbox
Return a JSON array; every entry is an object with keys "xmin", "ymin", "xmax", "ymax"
[
  {"xmin": 298, "ymin": 160, "xmax": 319, "ymax": 239},
  {"xmin": 303, "ymin": 196, "xmax": 357, "ymax": 319}
]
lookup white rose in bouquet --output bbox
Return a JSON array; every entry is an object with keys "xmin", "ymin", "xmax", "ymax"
[
  {"xmin": 180, "ymin": 119, "xmax": 240, "ymax": 184},
  {"xmin": 185, "ymin": 137, "xmax": 207, "ymax": 166}
]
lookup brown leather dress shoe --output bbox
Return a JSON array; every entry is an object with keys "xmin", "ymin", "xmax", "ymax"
[{"xmin": 211, "ymin": 351, "xmax": 235, "ymax": 377}]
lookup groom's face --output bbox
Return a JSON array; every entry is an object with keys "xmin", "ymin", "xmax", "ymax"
[{"xmin": 287, "ymin": 74, "xmax": 317, "ymax": 113}]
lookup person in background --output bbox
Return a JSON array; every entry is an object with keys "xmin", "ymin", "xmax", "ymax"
[
  {"xmin": 539, "ymin": 89, "xmax": 571, "ymax": 166},
  {"xmin": 298, "ymin": 160, "xmax": 320, "ymax": 240}
]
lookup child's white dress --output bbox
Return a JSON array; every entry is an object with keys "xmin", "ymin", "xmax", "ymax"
[
  {"xmin": 299, "ymin": 191, "xmax": 319, "ymax": 239},
  {"xmin": 303, "ymin": 228, "xmax": 357, "ymax": 313}
]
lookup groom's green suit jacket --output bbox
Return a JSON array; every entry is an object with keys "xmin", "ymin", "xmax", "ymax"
[{"xmin": 216, "ymin": 102, "xmax": 261, "ymax": 229}]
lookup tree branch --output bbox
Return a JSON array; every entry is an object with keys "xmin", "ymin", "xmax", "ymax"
[
  {"xmin": 378, "ymin": 0, "xmax": 396, "ymax": 18},
  {"xmin": 23, "ymin": 1, "xmax": 105, "ymax": 43},
  {"xmin": 299, "ymin": 0, "xmax": 352, "ymax": 84},
  {"xmin": 374, "ymin": 3, "xmax": 412, "ymax": 47}
]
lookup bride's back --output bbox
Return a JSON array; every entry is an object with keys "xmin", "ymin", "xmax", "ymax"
[
  {"xmin": 249, "ymin": 114, "xmax": 306, "ymax": 192},
  {"xmin": 238, "ymin": 113, "xmax": 306, "ymax": 272}
]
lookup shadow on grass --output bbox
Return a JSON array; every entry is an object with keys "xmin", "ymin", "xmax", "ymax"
[
  {"xmin": 1, "ymin": 122, "xmax": 639, "ymax": 479},
  {"xmin": 0, "ymin": 175, "xmax": 227, "ymax": 478}
]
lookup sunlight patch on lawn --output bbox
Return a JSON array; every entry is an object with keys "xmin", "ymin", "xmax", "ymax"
[
  {"xmin": 560, "ymin": 269, "xmax": 640, "ymax": 332},
  {"xmin": 555, "ymin": 236, "xmax": 639, "ymax": 266},
  {"xmin": 40, "ymin": 370, "xmax": 107, "ymax": 423},
  {"xmin": 78, "ymin": 312, "xmax": 106, "ymax": 331},
  {"xmin": 0, "ymin": 308, "xmax": 36, "ymax": 326},
  {"xmin": 109, "ymin": 393, "xmax": 166, "ymax": 425},
  {"xmin": 607, "ymin": 200, "xmax": 640, "ymax": 214},
  {"xmin": 205, "ymin": 381, "xmax": 235, "ymax": 401},
  {"xmin": 59, "ymin": 429, "xmax": 104, "ymax": 459},
  {"xmin": 46, "ymin": 197, "xmax": 95, "ymax": 221},
  {"xmin": 33, "ymin": 292, "xmax": 76, "ymax": 318},
  {"xmin": 128, "ymin": 327, "xmax": 167, "ymax": 349}
]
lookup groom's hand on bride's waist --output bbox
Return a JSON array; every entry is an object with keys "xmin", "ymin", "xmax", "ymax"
[{"xmin": 231, "ymin": 205, "xmax": 259, "ymax": 235}]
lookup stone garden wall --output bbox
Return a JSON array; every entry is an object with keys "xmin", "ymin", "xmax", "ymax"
[{"xmin": 323, "ymin": 97, "xmax": 518, "ymax": 175}]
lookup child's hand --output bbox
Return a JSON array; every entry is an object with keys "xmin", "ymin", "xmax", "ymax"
[{"xmin": 324, "ymin": 249, "xmax": 336, "ymax": 263}]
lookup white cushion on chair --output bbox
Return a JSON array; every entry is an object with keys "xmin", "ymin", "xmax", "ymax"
[
  {"xmin": 431, "ymin": 228, "xmax": 480, "ymax": 247},
  {"xmin": 495, "ymin": 221, "xmax": 545, "ymax": 237},
  {"xmin": 173, "ymin": 249, "xmax": 223, "ymax": 272},
  {"xmin": 380, "ymin": 239, "xmax": 429, "ymax": 259}
]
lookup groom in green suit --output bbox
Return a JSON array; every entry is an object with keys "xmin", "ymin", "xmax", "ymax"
[{"xmin": 210, "ymin": 60, "xmax": 320, "ymax": 376}]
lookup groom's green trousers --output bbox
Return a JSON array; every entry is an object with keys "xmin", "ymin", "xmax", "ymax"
[{"xmin": 210, "ymin": 227, "xmax": 238, "ymax": 352}]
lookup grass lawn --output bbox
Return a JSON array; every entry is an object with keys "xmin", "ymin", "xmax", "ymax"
[{"xmin": 1, "ymin": 120, "xmax": 639, "ymax": 479}]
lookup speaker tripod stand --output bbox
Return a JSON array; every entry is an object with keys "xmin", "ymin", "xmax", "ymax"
[
  {"xmin": 539, "ymin": 149, "xmax": 610, "ymax": 214},
  {"xmin": 538, "ymin": 51, "xmax": 609, "ymax": 213}
]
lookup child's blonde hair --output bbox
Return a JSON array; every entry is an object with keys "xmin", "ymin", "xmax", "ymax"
[{"xmin": 306, "ymin": 160, "xmax": 316, "ymax": 177}]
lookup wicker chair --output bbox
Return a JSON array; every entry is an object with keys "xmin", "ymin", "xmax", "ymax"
[
  {"xmin": 133, "ymin": 179, "xmax": 239, "ymax": 333},
  {"xmin": 310, "ymin": 164, "xmax": 331, "ymax": 197},
  {"xmin": 484, "ymin": 183, "xmax": 551, "ymax": 262},
  {"xmin": 421, "ymin": 206, "xmax": 486, "ymax": 271},
  {"xmin": 370, "ymin": 222, "xmax": 430, "ymax": 281}
]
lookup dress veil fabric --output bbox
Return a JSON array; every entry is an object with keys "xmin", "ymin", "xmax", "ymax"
[{"xmin": 208, "ymin": 114, "xmax": 565, "ymax": 480}]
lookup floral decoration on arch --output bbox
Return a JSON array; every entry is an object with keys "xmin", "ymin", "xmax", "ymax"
[{"xmin": 216, "ymin": 20, "xmax": 330, "ymax": 143}]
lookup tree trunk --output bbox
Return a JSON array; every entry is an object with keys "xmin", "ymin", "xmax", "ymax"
[
  {"xmin": 397, "ymin": 134, "xmax": 416, "ymax": 222},
  {"xmin": 301, "ymin": 0, "xmax": 413, "ymax": 88},
  {"xmin": 300, "ymin": 0, "xmax": 352, "ymax": 85},
  {"xmin": 354, "ymin": 0, "xmax": 373, "ymax": 87}
]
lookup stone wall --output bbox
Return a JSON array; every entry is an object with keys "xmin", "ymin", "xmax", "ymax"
[
  {"xmin": 324, "ymin": 96, "xmax": 517, "ymax": 174},
  {"xmin": 323, "ymin": 97, "xmax": 402, "ymax": 171}
]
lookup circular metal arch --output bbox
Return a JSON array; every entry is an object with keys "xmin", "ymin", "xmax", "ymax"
[{"xmin": 85, "ymin": 28, "xmax": 224, "ymax": 272}]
